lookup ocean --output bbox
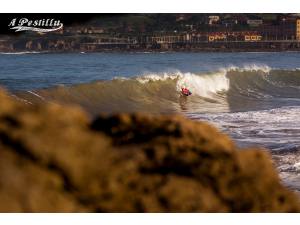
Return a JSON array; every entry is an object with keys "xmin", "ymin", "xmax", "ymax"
[{"xmin": 1, "ymin": 51, "xmax": 300, "ymax": 191}]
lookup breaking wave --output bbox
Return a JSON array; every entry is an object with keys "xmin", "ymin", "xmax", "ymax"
[{"xmin": 13, "ymin": 65, "xmax": 300, "ymax": 116}]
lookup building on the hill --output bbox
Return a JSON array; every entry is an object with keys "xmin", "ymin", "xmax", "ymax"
[{"xmin": 297, "ymin": 19, "xmax": 300, "ymax": 40}]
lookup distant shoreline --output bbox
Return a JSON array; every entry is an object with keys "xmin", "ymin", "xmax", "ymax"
[{"xmin": 1, "ymin": 48, "xmax": 300, "ymax": 54}]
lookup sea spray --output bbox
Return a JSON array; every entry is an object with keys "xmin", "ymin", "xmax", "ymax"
[{"xmin": 176, "ymin": 71, "xmax": 229, "ymax": 98}]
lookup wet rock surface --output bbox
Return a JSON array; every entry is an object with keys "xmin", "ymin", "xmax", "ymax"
[{"xmin": 0, "ymin": 89, "xmax": 299, "ymax": 212}]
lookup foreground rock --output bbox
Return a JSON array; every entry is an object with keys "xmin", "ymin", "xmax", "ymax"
[{"xmin": 0, "ymin": 89, "xmax": 299, "ymax": 212}]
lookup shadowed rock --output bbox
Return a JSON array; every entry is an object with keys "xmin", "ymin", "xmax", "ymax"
[{"xmin": 0, "ymin": 89, "xmax": 299, "ymax": 212}]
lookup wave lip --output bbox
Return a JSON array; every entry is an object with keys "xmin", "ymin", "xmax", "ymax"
[
  {"xmin": 224, "ymin": 64, "xmax": 271, "ymax": 73},
  {"xmin": 135, "ymin": 71, "xmax": 182, "ymax": 83}
]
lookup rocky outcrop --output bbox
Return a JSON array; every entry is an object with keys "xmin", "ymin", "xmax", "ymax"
[{"xmin": 0, "ymin": 89, "xmax": 299, "ymax": 212}]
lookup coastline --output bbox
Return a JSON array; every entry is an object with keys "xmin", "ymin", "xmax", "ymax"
[{"xmin": 2, "ymin": 48, "xmax": 300, "ymax": 54}]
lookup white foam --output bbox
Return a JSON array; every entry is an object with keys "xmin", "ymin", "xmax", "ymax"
[
  {"xmin": 27, "ymin": 91, "xmax": 45, "ymax": 101},
  {"xmin": 135, "ymin": 64, "xmax": 270, "ymax": 93},
  {"xmin": 10, "ymin": 94, "xmax": 33, "ymax": 105},
  {"xmin": 190, "ymin": 106, "xmax": 300, "ymax": 150},
  {"xmin": 135, "ymin": 70, "xmax": 230, "ymax": 98},
  {"xmin": 176, "ymin": 71, "xmax": 229, "ymax": 98},
  {"xmin": 131, "ymin": 64, "xmax": 276, "ymax": 100},
  {"xmin": 0, "ymin": 51, "xmax": 42, "ymax": 55},
  {"xmin": 293, "ymin": 162, "xmax": 300, "ymax": 172},
  {"xmin": 223, "ymin": 64, "xmax": 271, "ymax": 73}
]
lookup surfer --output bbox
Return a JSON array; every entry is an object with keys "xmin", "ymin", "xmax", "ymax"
[{"xmin": 181, "ymin": 87, "xmax": 192, "ymax": 96}]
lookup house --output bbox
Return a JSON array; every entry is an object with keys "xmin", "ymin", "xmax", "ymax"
[{"xmin": 208, "ymin": 16, "xmax": 220, "ymax": 25}]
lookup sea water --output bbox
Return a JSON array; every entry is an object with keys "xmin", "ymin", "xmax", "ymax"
[{"xmin": 1, "ymin": 51, "xmax": 300, "ymax": 191}]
